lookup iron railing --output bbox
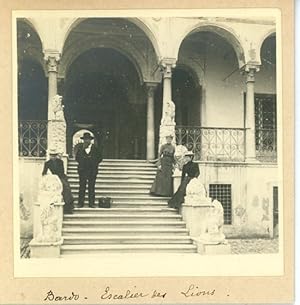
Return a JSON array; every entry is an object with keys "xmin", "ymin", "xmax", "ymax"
[
  {"xmin": 175, "ymin": 126, "xmax": 246, "ymax": 161},
  {"xmin": 18, "ymin": 120, "xmax": 47, "ymax": 157},
  {"xmin": 256, "ymin": 128, "xmax": 277, "ymax": 162}
]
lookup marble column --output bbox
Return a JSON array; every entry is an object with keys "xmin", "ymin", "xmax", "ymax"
[
  {"xmin": 146, "ymin": 82, "xmax": 157, "ymax": 160},
  {"xmin": 45, "ymin": 53, "xmax": 60, "ymax": 117},
  {"xmin": 44, "ymin": 52, "xmax": 67, "ymax": 159},
  {"xmin": 159, "ymin": 58, "xmax": 176, "ymax": 148},
  {"xmin": 244, "ymin": 64, "xmax": 259, "ymax": 162}
]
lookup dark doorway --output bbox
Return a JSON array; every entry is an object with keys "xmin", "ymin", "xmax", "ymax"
[{"xmin": 64, "ymin": 48, "xmax": 146, "ymax": 159}]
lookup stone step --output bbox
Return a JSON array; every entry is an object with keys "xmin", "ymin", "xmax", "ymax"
[
  {"xmin": 62, "ymin": 236, "xmax": 193, "ymax": 245},
  {"xmin": 67, "ymin": 170, "xmax": 157, "ymax": 177},
  {"xmin": 67, "ymin": 166, "xmax": 157, "ymax": 172},
  {"xmin": 71, "ymin": 190, "xmax": 152, "ymax": 196},
  {"xmin": 72, "ymin": 207, "xmax": 177, "ymax": 214},
  {"xmin": 62, "ymin": 220, "xmax": 186, "ymax": 228},
  {"xmin": 68, "ymin": 158, "xmax": 154, "ymax": 164},
  {"xmin": 67, "ymin": 163, "xmax": 156, "ymax": 169},
  {"xmin": 68, "ymin": 178, "xmax": 154, "ymax": 184},
  {"xmin": 60, "ymin": 244, "xmax": 197, "ymax": 254},
  {"xmin": 69, "ymin": 184, "xmax": 152, "ymax": 190},
  {"xmin": 64, "ymin": 214, "xmax": 182, "ymax": 221},
  {"xmin": 74, "ymin": 202, "xmax": 168, "ymax": 208},
  {"xmin": 62, "ymin": 227, "xmax": 189, "ymax": 236},
  {"xmin": 67, "ymin": 173, "xmax": 156, "ymax": 179}
]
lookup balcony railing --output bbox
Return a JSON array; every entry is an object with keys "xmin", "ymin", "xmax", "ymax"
[
  {"xmin": 256, "ymin": 128, "xmax": 277, "ymax": 162},
  {"xmin": 19, "ymin": 120, "xmax": 47, "ymax": 157},
  {"xmin": 175, "ymin": 126, "xmax": 246, "ymax": 162}
]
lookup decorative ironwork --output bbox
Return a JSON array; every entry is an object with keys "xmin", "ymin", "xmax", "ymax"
[
  {"xmin": 254, "ymin": 94, "xmax": 277, "ymax": 162},
  {"xmin": 175, "ymin": 126, "xmax": 245, "ymax": 161},
  {"xmin": 19, "ymin": 120, "xmax": 47, "ymax": 157},
  {"xmin": 256, "ymin": 128, "xmax": 277, "ymax": 162}
]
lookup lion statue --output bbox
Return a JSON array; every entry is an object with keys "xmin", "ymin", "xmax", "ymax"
[
  {"xmin": 161, "ymin": 100, "xmax": 175, "ymax": 125},
  {"xmin": 36, "ymin": 174, "xmax": 63, "ymax": 243},
  {"xmin": 50, "ymin": 95, "xmax": 64, "ymax": 121},
  {"xmin": 174, "ymin": 145, "xmax": 188, "ymax": 171},
  {"xmin": 199, "ymin": 199, "xmax": 226, "ymax": 243}
]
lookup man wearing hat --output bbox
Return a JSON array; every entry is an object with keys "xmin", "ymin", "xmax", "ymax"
[{"xmin": 75, "ymin": 132, "xmax": 103, "ymax": 208}]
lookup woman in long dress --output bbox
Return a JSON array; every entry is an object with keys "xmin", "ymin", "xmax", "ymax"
[
  {"xmin": 150, "ymin": 135, "xmax": 175, "ymax": 197},
  {"xmin": 42, "ymin": 148, "xmax": 74, "ymax": 214},
  {"xmin": 168, "ymin": 151, "xmax": 200, "ymax": 209}
]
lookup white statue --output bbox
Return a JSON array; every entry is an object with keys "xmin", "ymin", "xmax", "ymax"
[
  {"xmin": 174, "ymin": 145, "xmax": 188, "ymax": 171},
  {"xmin": 48, "ymin": 94, "xmax": 67, "ymax": 155},
  {"xmin": 186, "ymin": 178, "xmax": 207, "ymax": 197},
  {"xmin": 199, "ymin": 199, "xmax": 226, "ymax": 243},
  {"xmin": 161, "ymin": 100, "xmax": 175, "ymax": 125},
  {"xmin": 36, "ymin": 174, "xmax": 63, "ymax": 243},
  {"xmin": 50, "ymin": 95, "xmax": 64, "ymax": 121}
]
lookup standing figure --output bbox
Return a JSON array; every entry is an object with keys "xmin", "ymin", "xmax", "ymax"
[
  {"xmin": 168, "ymin": 151, "xmax": 200, "ymax": 209},
  {"xmin": 75, "ymin": 132, "xmax": 103, "ymax": 208},
  {"xmin": 42, "ymin": 148, "xmax": 74, "ymax": 214},
  {"xmin": 150, "ymin": 135, "xmax": 175, "ymax": 197}
]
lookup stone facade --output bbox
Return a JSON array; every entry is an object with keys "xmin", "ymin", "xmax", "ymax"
[{"xmin": 17, "ymin": 14, "xmax": 278, "ymax": 239}]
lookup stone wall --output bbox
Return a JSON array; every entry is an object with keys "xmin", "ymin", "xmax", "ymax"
[{"xmin": 197, "ymin": 162, "xmax": 278, "ymax": 238}]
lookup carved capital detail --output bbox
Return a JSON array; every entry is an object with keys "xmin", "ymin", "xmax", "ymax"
[
  {"xmin": 160, "ymin": 58, "xmax": 176, "ymax": 79},
  {"xmin": 242, "ymin": 63, "xmax": 260, "ymax": 83},
  {"xmin": 44, "ymin": 51, "xmax": 61, "ymax": 73},
  {"xmin": 145, "ymin": 82, "xmax": 158, "ymax": 98}
]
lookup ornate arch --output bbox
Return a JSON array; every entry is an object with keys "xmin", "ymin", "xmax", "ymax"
[
  {"xmin": 60, "ymin": 35, "xmax": 151, "ymax": 84},
  {"xmin": 61, "ymin": 17, "xmax": 161, "ymax": 60},
  {"xmin": 258, "ymin": 29, "xmax": 276, "ymax": 56},
  {"xmin": 175, "ymin": 23, "xmax": 246, "ymax": 68},
  {"xmin": 17, "ymin": 19, "xmax": 46, "ymax": 74}
]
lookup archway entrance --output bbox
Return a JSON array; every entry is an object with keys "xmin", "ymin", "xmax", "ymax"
[{"xmin": 64, "ymin": 48, "xmax": 146, "ymax": 159}]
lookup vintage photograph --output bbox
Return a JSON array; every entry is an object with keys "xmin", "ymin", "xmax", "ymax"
[{"xmin": 15, "ymin": 10, "xmax": 281, "ymax": 271}]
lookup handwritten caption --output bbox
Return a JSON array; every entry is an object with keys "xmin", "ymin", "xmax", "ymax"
[{"xmin": 43, "ymin": 285, "xmax": 216, "ymax": 302}]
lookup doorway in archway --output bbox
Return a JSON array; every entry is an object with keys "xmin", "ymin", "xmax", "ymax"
[{"xmin": 64, "ymin": 48, "xmax": 146, "ymax": 159}]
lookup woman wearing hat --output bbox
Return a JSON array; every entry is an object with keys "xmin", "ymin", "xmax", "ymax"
[
  {"xmin": 150, "ymin": 135, "xmax": 175, "ymax": 197},
  {"xmin": 75, "ymin": 132, "xmax": 103, "ymax": 208},
  {"xmin": 42, "ymin": 148, "xmax": 74, "ymax": 214},
  {"xmin": 168, "ymin": 150, "xmax": 200, "ymax": 209}
]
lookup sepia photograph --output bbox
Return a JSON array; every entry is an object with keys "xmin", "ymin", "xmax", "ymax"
[{"xmin": 13, "ymin": 9, "xmax": 284, "ymax": 279}]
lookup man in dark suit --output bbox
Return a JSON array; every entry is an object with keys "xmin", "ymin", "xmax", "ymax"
[{"xmin": 75, "ymin": 132, "xmax": 102, "ymax": 208}]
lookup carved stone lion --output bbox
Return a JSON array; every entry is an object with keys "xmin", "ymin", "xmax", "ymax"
[
  {"xmin": 199, "ymin": 199, "xmax": 226, "ymax": 243},
  {"xmin": 184, "ymin": 177, "xmax": 211, "ymax": 206},
  {"xmin": 174, "ymin": 145, "xmax": 188, "ymax": 171},
  {"xmin": 36, "ymin": 174, "xmax": 63, "ymax": 243},
  {"xmin": 161, "ymin": 100, "xmax": 175, "ymax": 125},
  {"xmin": 51, "ymin": 95, "xmax": 64, "ymax": 121}
]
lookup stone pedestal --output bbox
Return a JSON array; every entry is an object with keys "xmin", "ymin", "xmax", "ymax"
[
  {"xmin": 181, "ymin": 198, "xmax": 213, "ymax": 237},
  {"xmin": 30, "ymin": 175, "xmax": 65, "ymax": 258},
  {"xmin": 29, "ymin": 239, "xmax": 63, "ymax": 258},
  {"xmin": 193, "ymin": 239, "xmax": 231, "ymax": 255}
]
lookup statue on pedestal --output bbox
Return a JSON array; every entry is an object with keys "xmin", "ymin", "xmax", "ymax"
[
  {"xmin": 199, "ymin": 199, "xmax": 226, "ymax": 244},
  {"xmin": 161, "ymin": 100, "xmax": 175, "ymax": 126},
  {"xmin": 174, "ymin": 144, "xmax": 188, "ymax": 172},
  {"xmin": 184, "ymin": 177, "xmax": 210, "ymax": 206},
  {"xmin": 36, "ymin": 174, "xmax": 63, "ymax": 243},
  {"xmin": 47, "ymin": 95, "xmax": 67, "ymax": 156}
]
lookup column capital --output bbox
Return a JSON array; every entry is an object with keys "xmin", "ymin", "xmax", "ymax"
[
  {"xmin": 242, "ymin": 63, "xmax": 260, "ymax": 83},
  {"xmin": 159, "ymin": 58, "xmax": 177, "ymax": 78},
  {"xmin": 44, "ymin": 50, "xmax": 61, "ymax": 73},
  {"xmin": 145, "ymin": 82, "xmax": 159, "ymax": 98}
]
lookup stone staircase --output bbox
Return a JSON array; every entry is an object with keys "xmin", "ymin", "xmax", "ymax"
[{"xmin": 61, "ymin": 159, "xmax": 197, "ymax": 256}]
